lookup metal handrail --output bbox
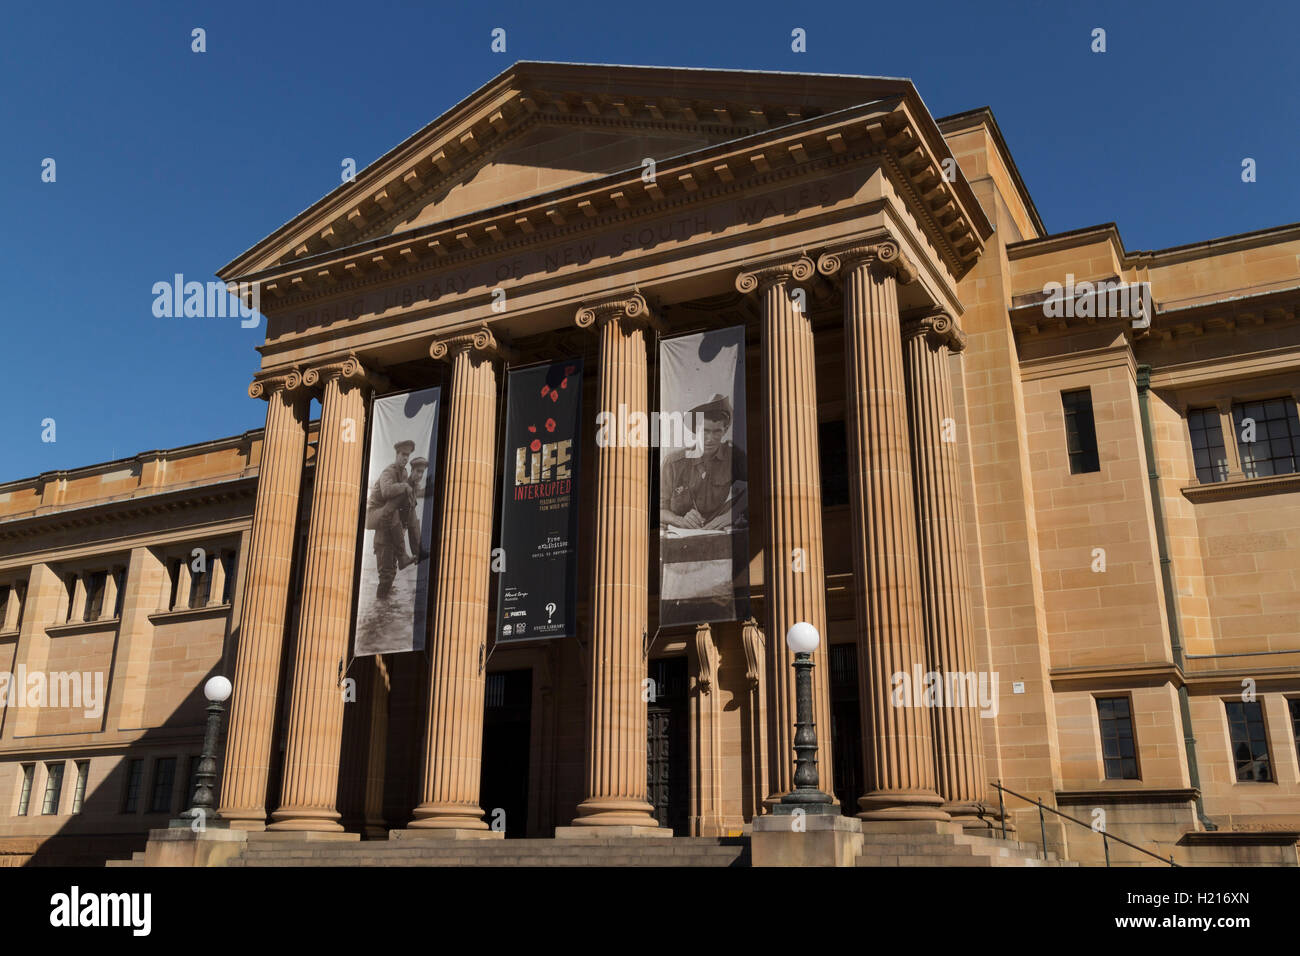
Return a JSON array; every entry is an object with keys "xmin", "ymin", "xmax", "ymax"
[{"xmin": 992, "ymin": 780, "xmax": 1178, "ymax": 867}]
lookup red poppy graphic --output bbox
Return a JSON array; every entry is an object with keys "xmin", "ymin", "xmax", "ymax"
[
  {"xmin": 560, "ymin": 378, "xmax": 568, "ymax": 389},
  {"xmin": 541, "ymin": 384, "xmax": 550, "ymax": 397},
  {"xmin": 527, "ymin": 424, "xmax": 537, "ymax": 433},
  {"xmin": 529, "ymin": 438, "xmax": 541, "ymax": 452},
  {"xmin": 565, "ymin": 365, "xmax": 576, "ymax": 375},
  {"xmin": 545, "ymin": 418, "xmax": 556, "ymax": 432},
  {"xmin": 550, "ymin": 391, "xmax": 559, "ymax": 402}
]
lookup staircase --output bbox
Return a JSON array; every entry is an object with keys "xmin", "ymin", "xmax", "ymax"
[
  {"xmin": 858, "ymin": 820, "xmax": 1076, "ymax": 866},
  {"xmin": 211, "ymin": 836, "xmax": 751, "ymax": 867}
]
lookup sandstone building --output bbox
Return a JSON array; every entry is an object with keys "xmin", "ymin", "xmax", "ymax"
[{"xmin": 2, "ymin": 63, "xmax": 1298, "ymax": 866}]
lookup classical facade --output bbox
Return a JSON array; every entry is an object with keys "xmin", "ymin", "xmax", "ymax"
[{"xmin": 3, "ymin": 63, "xmax": 1299, "ymax": 866}]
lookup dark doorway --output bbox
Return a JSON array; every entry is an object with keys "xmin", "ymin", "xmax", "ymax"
[
  {"xmin": 646, "ymin": 657, "xmax": 690, "ymax": 834},
  {"xmin": 481, "ymin": 668, "xmax": 532, "ymax": 837},
  {"xmin": 829, "ymin": 642, "xmax": 864, "ymax": 817}
]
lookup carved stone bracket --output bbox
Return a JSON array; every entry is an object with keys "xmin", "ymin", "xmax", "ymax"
[
  {"xmin": 741, "ymin": 617, "xmax": 765, "ymax": 690},
  {"xmin": 816, "ymin": 234, "xmax": 919, "ymax": 286},
  {"xmin": 302, "ymin": 354, "xmax": 388, "ymax": 393},
  {"xmin": 429, "ymin": 324, "xmax": 516, "ymax": 362},
  {"xmin": 573, "ymin": 290, "xmax": 662, "ymax": 332},
  {"xmin": 248, "ymin": 367, "xmax": 305, "ymax": 401},
  {"xmin": 902, "ymin": 308, "xmax": 968, "ymax": 354},
  {"xmin": 693, "ymin": 623, "xmax": 718, "ymax": 695},
  {"xmin": 734, "ymin": 255, "xmax": 816, "ymax": 295}
]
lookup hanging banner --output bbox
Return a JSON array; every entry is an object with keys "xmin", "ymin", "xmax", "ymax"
[
  {"xmin": 495, "ymin": 359, "xmax": 583, "ymax": 643},
  {"xmin": 658, "ymin": 326, "xmax": 750, "ymax": 627},
  {"xmin": 353, "ymin": 387, "xmax": 441, "ymax": 656}
]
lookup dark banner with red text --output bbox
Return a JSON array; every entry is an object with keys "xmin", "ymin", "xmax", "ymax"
[{"xmin": 494, "ymin": 359, "xmax": 583, "ymax": 643}]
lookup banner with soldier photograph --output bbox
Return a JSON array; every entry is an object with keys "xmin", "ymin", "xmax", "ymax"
[
  {"xmin": 495, "ymin": 359, "xmax": 583, "ymax": 643},
  {"xmin": 658, "ymin": 327, "xmax": 750, "ymax": 627},
  {"xmin": 353, "ymin": 387, "xmax": 441, "ymax": 656}
]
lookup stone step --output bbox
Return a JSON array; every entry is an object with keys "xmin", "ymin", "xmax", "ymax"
[{"xmin": 230, "ymin": 854, "xmax": 746, "ymax": 867}]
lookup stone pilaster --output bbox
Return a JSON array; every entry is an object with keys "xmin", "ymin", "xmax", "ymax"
[
  {"xmin": 688, "ymin": 622, "xmax": 723, "ymax": 836},
  {"xmin": 407, "ymin": 328, "xmax": 506, "ymax": 835},
  {"xmin": 741, "ymin": 618, "xmax": 769, "ymax": 822},
  {"xmin": 817, "ymin": 237, "xmax": 947, "ymax": 821},
  {"xmin": 218, "ymin": 370, "xmax": 310, "ymax": 829},
  {"xmin": 269, "ymin": 357, "xmax": 379, "ymax": 832},
  {"xmin": 566, "ymin": 292, "xmax": 660, "ymax": 831},
  {"xmin": 902, "ymin": 309, "xmax": 989, "ymax": 823},
  {"xmin": 735, "ymin": 256, "xmax": 835, "ymax": 807}
]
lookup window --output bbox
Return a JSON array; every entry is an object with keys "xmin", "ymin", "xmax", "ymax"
[
  {"xmin": 189, "ymin": 562, "xmax": 211, "ymax": 609},
  {"xmin": 84, "ymin": 571, "xmax": 108, "ymax": 620},
  {"xmin": 41, "ymin": 762, "xmax": 65, "ymax": 815},
  {"xmin": 0, "ymin": 585, "xmax": 9, "ymax": 627},
  {"xmin": 1225, "ymin": 700, "xmax": 1272, "ymax": 782},
  {"xmin": 1290, "ymin": 699, "xmax": 1300, "ymax": 761},
  {"xmin": 111, "ymin": 568, "xmax": 126, "ymax": 618},
  {"xmin": 149, "ymin": 757, "xmax": 177, "ymax": 813},
  {"xmin": 17, "ymin": 764, "xmax": 34, "ymax": 815},
  {"xmin": 1234, "ymin": 397, "xmax": 1300, "ymax": 478},
  {"xmin": 1187, "ymin": 407, "xmax": 1229, "ymax": 484},
  {"xmin": 1097, "ymin": 697, "xmax": 1139, "ymax": 779},
  {"xmin": 121, "ymin": 758, "xmax": 144, "ymax": 813},
  {"xmin": 64, "ymin": 574, "xmax": 77, "ymax": 622},
  {"xmin": 819, "ymin": 419, "xmax": 850, "ymax": 507},
  {"xmin": 1062, "ymin": 389, "xmax": 1100, "ymax": 474},
  {"xmin": 71, "ymin": 761, "xmax": 89, "ymax": 814},
  {"xmin": 220, "ymin": 552, "xmax": 237, "ymax": 605}
]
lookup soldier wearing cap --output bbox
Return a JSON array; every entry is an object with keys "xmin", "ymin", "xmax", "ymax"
[
  {"xmin": 660, "ymin": 393, "xmax": 748, "ymax": 531},
  {"xmin": 367, "ymin": 439, "xmax": 424, "ymax": 598}
]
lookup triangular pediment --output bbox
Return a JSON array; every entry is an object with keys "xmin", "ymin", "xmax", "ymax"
[{"xmin": 219, "ymin": 62, "xmax": 921, "ymax": 280}]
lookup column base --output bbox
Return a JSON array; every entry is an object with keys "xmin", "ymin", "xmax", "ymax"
[
  {"xmin": 267, "ymin": 807, "xmax": 345, "ymax": 833},
  {"xmin": 567, "ymin": 797, "xmax": 661, "ymax": 830},
  {"xmin": 216, "ymin": 806, "xmax": 268, "ymax": 831},
  {"xmin": 944, "ymin": 801, "xmax": 1001, "ymax": 831},
  {"xmin": 407, "ymin": 802, "xmax": 490, "ymax": 830},
  {"xmin": 857, "ymin": 790, "xmax": 950, "ymax": 822}
]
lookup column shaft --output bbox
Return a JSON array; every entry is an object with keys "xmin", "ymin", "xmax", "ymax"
[
  {"xmin": 571, "ymin": 294, "xmax": 657, "ymax": 828},
  {"xmin": 218, "ymin": 373, "xmax": 308, "ymax": 828},
  {"xmin": 819, "ymin": 240, "xmax": 947, "ymax": 821},
  {"xmin": 737, "ymin": 258, "xmax": 835, "ymax": 805},
  {"xmin": 410, "ymin": 334, "xmax": 501, "ymax": 830},
  {"xmin": 903, "ymin": 313, "xmax": 988, "ymax": 820},
  {"xmin": 270, "ymin": 359, "xmax": 371, "ymax": 831}
]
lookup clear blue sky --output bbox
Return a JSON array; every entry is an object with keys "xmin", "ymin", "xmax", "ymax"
[{"xmin": 2, "ymin": 0, "xmax": 1296, "ymax": 484}]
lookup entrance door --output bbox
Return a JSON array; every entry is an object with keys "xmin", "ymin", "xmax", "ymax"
[
  {"xmin": 480, "ymin": 668, "xmax": 531, "ymax": 837},
  {"xmin": 646, "ymin": 657, "xmax": 689, "ymax": 834},
  {"xmin": 829, "ymin": 642, "xmax": 864, "ymax": 816}
]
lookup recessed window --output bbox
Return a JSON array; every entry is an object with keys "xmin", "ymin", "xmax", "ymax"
[
  {"xmin": 1290, "ymin": 699, "xmax": 1300, "ymax": 762},
  {"xmin": 149, "ymin": 757, "xmax": 177, "ymax": 813},
  {"xmin": 1097, "ymin": 697, "xmax": 1139, "ymax": 779},
  {"xmin": 16, "ymin": 764, "xmax": 34, "ymax": 816},
  {"xmin": 41, "ymin": 762, "xmax": 65, "ymax": 815},
  {"xmin": 220, "ymin": 552, "xmax": 237, "ymax": 605},
  {"xmin": 121, "ymin": 758, "xmax": 144, "ymax": 813},
  {"xmin": 85, "ymin": 571, "xmax": 108, "ymax": 620},
  {"xmin": 1233, "ymin": 398, "xmax": 1300, "ymax": 478},
  {"xmin": 819, "ymin": 419, "xmax": 850, "ymax": 507},
  {"xmin": 1062, "ymin": 389, "xmax": 1100, "ymax": 474},
  {"xmin": 1187, "ymin": 407, "xmax": 1229, "ymax": 484},
  {"xmin": 71, "ymin": 761, "xmax": 89, "ymax": 814},
  {"xmin": 1225, "ymin": 700, "xmax": 1272, "ymax": 782}
]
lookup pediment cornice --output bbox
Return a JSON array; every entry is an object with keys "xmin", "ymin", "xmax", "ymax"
[{"xmin": 220, "ymin": 62, "xmax": 991, "ymax": 287}]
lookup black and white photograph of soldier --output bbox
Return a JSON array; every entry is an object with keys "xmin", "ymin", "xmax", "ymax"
[
  {"xmin": 353, "ymin": 387, "xmax": 440, "ymax": 656},
  {"xmin": 658, "ymin": 327, "xmax": 750, "ymax": 627}
]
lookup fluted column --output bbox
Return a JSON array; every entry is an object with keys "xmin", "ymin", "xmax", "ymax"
[
  {"xmin": 218, "ymin": 370, "xmax": 309, "ymax": 829},
  {"xmin": 902, "ymin": 309, "xmax": 988, "ymax": 823},
  {"xmin": 408, "ymin": 328, "xmax": 505, "ymax": 834},
  {"xmin": 567, "ymin": 292, "xmax": 659, "ymax": 830},
  {"xmin": 817, "ymin": 237, "xmax": 947, "ymax": 821},
  {"xmin": 270, "ymin": 356, "xmax": 380, "ymax": 832},
  {"xmin": 735, "ymin": 257, "xmax": 835, "ymax": 807}
]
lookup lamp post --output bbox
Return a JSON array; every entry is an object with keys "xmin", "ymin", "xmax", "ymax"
[
  {"xmin": 173, "ymin": 675, "xmax": 232, "ymax": 829},
  {"xmin": 775, "ymin": 622, "xmax": 836, "ymax": 816}
]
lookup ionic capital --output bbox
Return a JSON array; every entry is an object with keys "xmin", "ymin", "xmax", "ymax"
[
  {"xmin": 248, "ymin": 368, "xmax": 305, "ymax": 401},
  {"xmin": 817, "ymin": 236, "xmax": 918, "ymax": 286},
  {"xmin": 734, "ymin": 255, "xmax": 815, "ymax": 295},
  {"xmin": 302, "ymin": 355, "xmax": 388, "ymax": 393},
  {"xmin": 429, "ymin": 325, "xmax": 514, "ymax": 363},
  {"xmin": 574, "ymin": 290, "xmax": 662, "ymax": 332},
  {"xmin": 902, "ymin": 309, "xmax": 968, "ymax": 354}
]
